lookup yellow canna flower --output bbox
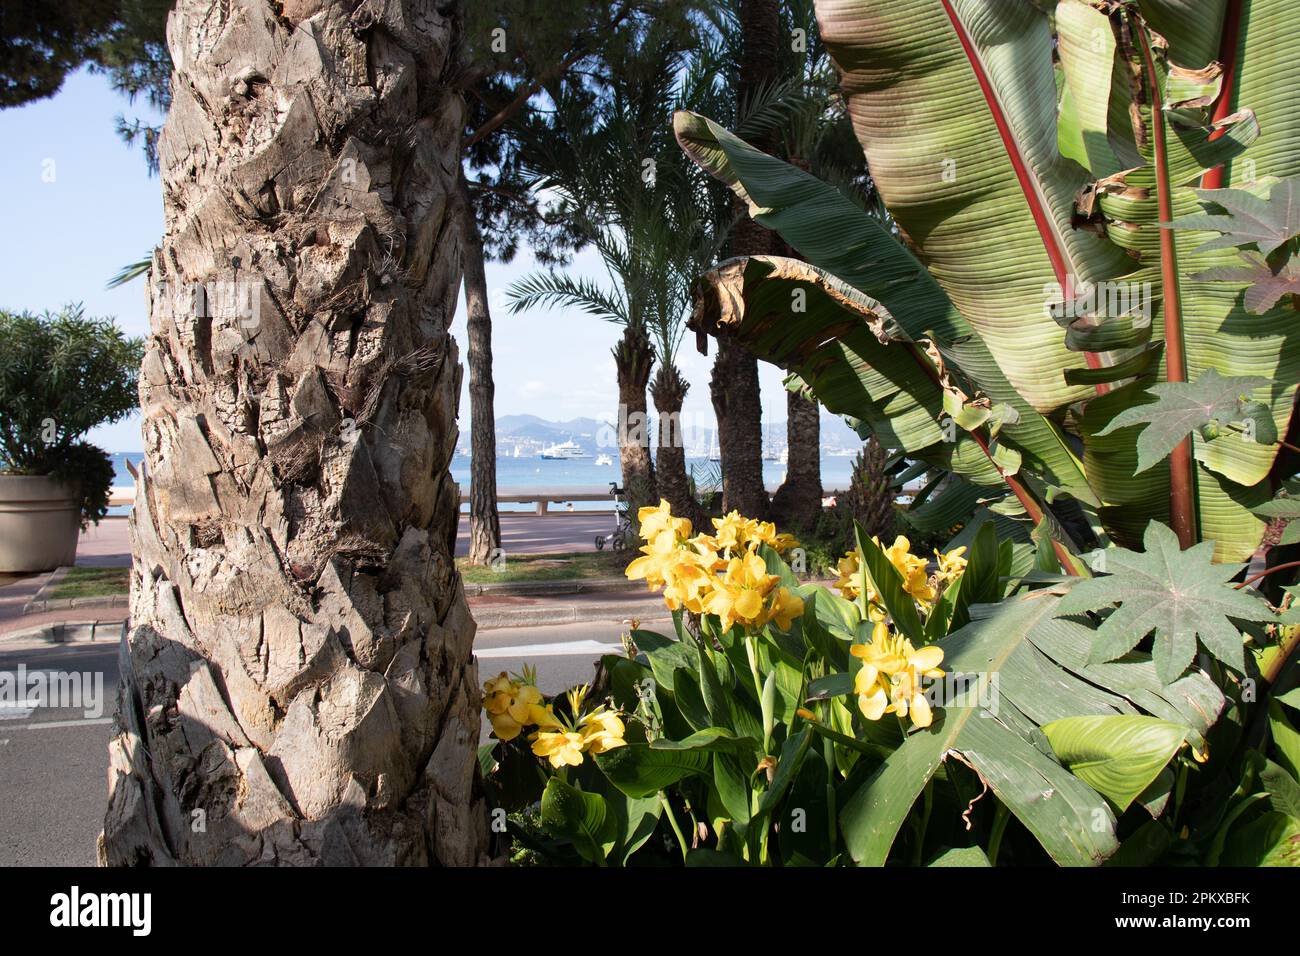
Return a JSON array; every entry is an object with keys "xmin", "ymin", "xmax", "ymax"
[
  {"xmin": 638, "ymin": 499, "xmax": 693, "ymax": 542},
  {"xmin": 482, "ymin": 671, "xmax": 551, "ymax": 741},
  {"xmin": 704, "ymin": 551, "xmax": 778, "ymax": 632},
  {"xmin": 529, "ymin": 702, "xmax": 563, "ymax": 731},
  {"xmin": 854, "ymin": 665, "xmax": 892, "ymax": 721},
  {"xmin": 578, "ymin": 707, "xmax": 627, "ymax": 754},
  {"xmin": 772, "ymin": 532, "xmax": 801, "ymax": 554},
  {"xmin": 850, "ymin": 624, "xmax": 945, "ymax": 729},
  {"xmin": 878, "ymin": 535, "xmax": 936, "ymax": 606},
  {"xmin": 749, "ymin": 520, "xmax": 781, "ymax": 550},
  {"xmin": 625, "ymin": 529, "xmax": 685, "ymax": 590},
  {"xmin": 712, "ymin": 511, "xmax": 758, "ymax": 553},
  {"xmin": 531, "ymin": 731, "xmax": 586, "ymax": 768},
  {"xmin": 935, "ymin": 546, "xmax": 968, "ymax": 584},
  {"xmin": 834, "ymin": 551, "xmax": 862, "ymax": 601},
  {"xmin": 765, "ymin": 586, "xmax": 805, "ymax": 630},
  {"xmin": 662, "ymin": 556, "xmax": 715, "ymax": 614}
]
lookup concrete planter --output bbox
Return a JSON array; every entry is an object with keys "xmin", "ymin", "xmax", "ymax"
[{"xmin": 0, "ymin": 475, "xmax": 80, "ymax": 573}]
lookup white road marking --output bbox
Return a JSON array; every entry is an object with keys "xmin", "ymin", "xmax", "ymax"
[
  {"xmin": 0, "ymin": 700, "xmax": 41, "ymax": 721},
  {"xmin": 476, "ymin": 640, "xmax": 622, "ymax": 659},
  {"xmin": 6, "ymin": 717, "xmax": 114, "ymax": 731}
]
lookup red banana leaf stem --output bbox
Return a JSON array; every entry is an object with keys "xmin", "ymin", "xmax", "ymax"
[
  {"xmin": 1133, "ymin": 13, "xmax": 1198, "ymax": 548},
  {"xmin": 938, "ymin": 0, "xmax": 1109, "ymax": 396}
]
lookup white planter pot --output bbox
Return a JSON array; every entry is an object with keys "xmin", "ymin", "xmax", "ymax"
[{"xmin": 0, "ymin": 475, "xmax": 80, "ymax": 573}]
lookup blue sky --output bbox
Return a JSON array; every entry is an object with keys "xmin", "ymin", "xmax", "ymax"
[{"xmin": 0, "ymin": 69, "xmax": 788, "ymax": 453}]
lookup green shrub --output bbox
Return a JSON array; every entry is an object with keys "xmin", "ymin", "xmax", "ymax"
[{"xmin": 0, "ymin": 305, "xmax": 143, "ymax": 525}]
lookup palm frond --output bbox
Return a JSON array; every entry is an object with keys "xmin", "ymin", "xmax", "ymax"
[{"xmin": 107, "ymin": 253, "xmax": 151, "ymax": 289}]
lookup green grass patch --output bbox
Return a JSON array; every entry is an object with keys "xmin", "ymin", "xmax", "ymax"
[
  {"xmin": 457, "ymin": 550, "xmax": 630, "ymax": 585},
  {"xmin": 48, "ymin": 566, "xmax": 130, "ymax": 600}
]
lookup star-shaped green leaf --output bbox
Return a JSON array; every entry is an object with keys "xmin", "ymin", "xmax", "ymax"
[
  {"xmin": 1193, "ymin": 250, "xmax": 1300, "ymax": 314},
  {"xmin": 1056, "ymin": 522, "xmax": 1273, "ymax": 685},
  {"xmin": 1094, "ymin": 368, "xmax": 1276, "ymax": 473},
  {"xmin": 1165, "ymin": 176, "xmax": 1300, "ymax": 256}
]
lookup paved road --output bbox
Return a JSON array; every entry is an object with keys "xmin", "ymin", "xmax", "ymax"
[
  {"xmin": 0, "ymin": 615, "xmax": 668, "ymax": 866},
  {"xmin": 0, "ymin": 642, "xmax": 119, "ymax": 867}
]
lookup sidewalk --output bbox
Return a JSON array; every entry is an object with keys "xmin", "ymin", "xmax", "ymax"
[{"xmin": 0, "ymin": 513, "xmax": 656, "ymax": 640}]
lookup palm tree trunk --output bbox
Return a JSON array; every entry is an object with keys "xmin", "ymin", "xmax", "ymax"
[
  {"xmin": 615, "ymin": 325, "xmax": 656, "ymax": 505},
  {"xmin": 100, "ymin": 0, "xmax": 489, "ymax": 866},
  {"xmin": 711, "ymin": 336, "xmax": 768, "ymax": 517},
  {"xmin": 712, "ymin": 0, "xmax": 782, "ymax": 519},
  {"xmin": 651, "ymin": 363, "xmax": 704, "ymax": 527},
  {"xmin": 458, "ymin": 173, "xmax": 502, "ymax": 566},
  {"xmin": 771, "ymin": 389, "xmax": 822, "ymax": 531}
]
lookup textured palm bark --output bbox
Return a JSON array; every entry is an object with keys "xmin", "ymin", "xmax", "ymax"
[
  {"xmin": 771, "ymin": 389, "xmax": 822, "ymax": 531},
  {"xmin": 614, "ymin": 324, "xmax": 656, "ymax": 504},
  {"xmin": 100, "ymin": 0, "xmax": 489, "ymax": 866},
  {"xmin": 710, "ymin": 331, "xmax": 768, "ymax": 518},
  {"xmin": 711, "ymin": 0, "xmax": 780, "ymax": 519},
  {"xmin": 651, "ymin": 363, "xmax": 705, "ymax": 528},
  {"xmin": 458, "ymin": 174, "xmax": 502, "ymax": 567}
]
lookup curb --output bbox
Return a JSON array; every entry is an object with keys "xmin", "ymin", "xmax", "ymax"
[
  {"xmin": 462, "ymin": 576, "xmax": 637, "ymax": 598},
  {"xmin": 22, "ymin": 567, "xmax": 130, "ymax": 616},
  {"xmin": 471, "ymin": 598, "xmax": 668, "ymax": 630},
  {"xmin": 0, "ymin": 619, "xmax": 127, "ymax": 647}
]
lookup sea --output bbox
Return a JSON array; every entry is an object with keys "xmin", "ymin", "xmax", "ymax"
[{"xmin": 108, "ymin": 451, "xmax": 859, "ymax": 515}]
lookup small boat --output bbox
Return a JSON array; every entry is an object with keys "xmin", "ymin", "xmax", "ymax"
[
  {"xmin": 540, "ymin": 439, "xmax": 590, "ymax": 460},
  {"xmin": 595, "ymin": 453, "xmax": 614, "ymax": 467}
]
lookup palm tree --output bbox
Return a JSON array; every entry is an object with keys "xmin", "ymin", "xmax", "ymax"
[
  {"xmin": 100, "ymin": 0, "xmax": 488, "ymax": 866},
  {"xmin": 506, "ymin": 24, "xmax": 704, "ymax": 507},
  {"xmin": 704, "ymin": 0, "xmax": 783, "ymax": 518},
  {"xmin": 509, "ymin": 12, "xmax": 807, "ymax": 521},
  {"xmin": 456, "ymin": 1, "xmax": 660, "ymax": 565},
  {"xmin": 767, "ymin": 0, "xmax": 883, "ymax": 530}
]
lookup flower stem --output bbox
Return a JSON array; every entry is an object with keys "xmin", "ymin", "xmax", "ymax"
[
  {"xmin": 659, "ymin": 792, "xmax": 689, "ymax": 864},
  {"xmin": 745, "ymin": 634, "xmax": 772, "ymax": 754},
  {"xmin": 824, "ymin": 735, "xmax": 838, "ymax": 856}
]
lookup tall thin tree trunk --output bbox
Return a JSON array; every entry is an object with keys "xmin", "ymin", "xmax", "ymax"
[
  {"xmin": 771, "ymin": 389, "xmax": 822, "ymax": 531},
  {"xmin": 712, "ymin": 0, "xmax": 781, "ymax": 519},
  {"xmin": 100, "ymin": 0, "xmax": 489, "ymax": 866},
  {"xmin": 651, "ymin": 363, "xmax": 704, "ymax": 527},
  {"xmin": 615, "ymin": 324, "xmax": 656, "ymax": 505},
  {"xmin": 458, "ymin": 173, "xmax": 501, "ymax": 566}
]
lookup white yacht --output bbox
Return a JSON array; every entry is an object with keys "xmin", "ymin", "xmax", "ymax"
[
  {"xmin": 594, "ymin": 453, "xmax": 614, "ymax": 467},
  {"xmin": 540, "ymin": 439, "xmax": 589, "ymax": 460}
]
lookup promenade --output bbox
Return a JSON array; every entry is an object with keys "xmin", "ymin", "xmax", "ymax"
[{"xmin": 0, "ymin": 512, "xmax": 635, "ymax": 637}]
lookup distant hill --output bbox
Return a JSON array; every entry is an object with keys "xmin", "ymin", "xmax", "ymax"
[
  {"xmin": 496, "ymin": 414, "xmax": 606, "ymax": 444},
  {"xmin": 491, "ymin": 410, "xmax": 866, "ymax": 457}
]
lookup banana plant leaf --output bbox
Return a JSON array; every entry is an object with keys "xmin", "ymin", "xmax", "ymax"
[
  {"xmin": 836, "ymin": 586, "xmax": 1222, "ymax": 866},
  {"xmin": 677, "ymin": 0, "xmax": 1300, "ymax": 562}
]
